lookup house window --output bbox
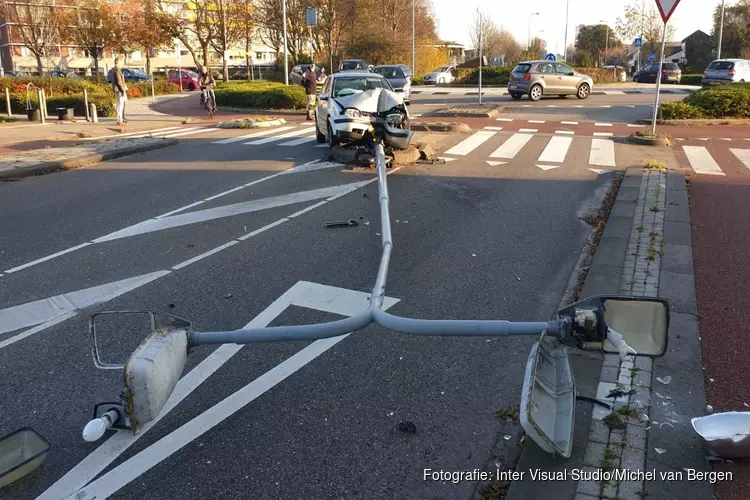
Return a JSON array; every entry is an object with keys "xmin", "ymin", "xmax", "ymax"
[
  {"xmin": 180, "ymin": 50, "xmax": 189, "ymax": 56},
  {"xmin": 255, "ymin": 52, "xmax": 264, "ymax": 60}
]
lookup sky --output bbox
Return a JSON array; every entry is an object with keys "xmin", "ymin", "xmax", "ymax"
[{"xmin": 432, "ymin": 0, "xmax": 727, "ymax": 54}]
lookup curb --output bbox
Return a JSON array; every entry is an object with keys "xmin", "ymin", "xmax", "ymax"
[
  {"xmin": 432, "ymin": 106, "xmax": 502, "ymax": 118},
  {"xmin": 221, "ymin": 106, "xmax": 306, "ymax": 116},
  {"xmin": 0, "ymin": 139, "xmax": 177, "ymax": 180},
  {"xmin": 638, "ymin": 117, "xmax": 750, "ymax": 126},
  {"xmin": 410, "ymin": 122, "xmax": 471, "ymax": 133},
  {"xmin": 628, "ymin": 133, "xmax": 672, "ymax": 146}
]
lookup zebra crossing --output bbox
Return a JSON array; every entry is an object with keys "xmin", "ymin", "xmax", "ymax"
[
  {"xmin": 212, "ymin": 124, "xmax": 319, "ymax": 147},
  {"xmin": 438, "ymin": 128, "xmax": 619, "ymax": 172},
  {"xmin": 82, "ymin": 126, "xmax": 217, "ymax": 141},
  {"xmin": 679, "ymin": 143, "xmax": 750, "ymax": 176}
]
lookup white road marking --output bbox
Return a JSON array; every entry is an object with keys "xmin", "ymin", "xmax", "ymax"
[
  {"xmin": 730, "ymin": 149, "xmax": 750, "ymax": 169},
  {"xmin": 626, "ymin": 105, "xmax": 636, "ymax": 108},
  {"xmin": 279, "ymin": 135, "xmax": 317, "ymax": 146},
  {"xmin": 0, "ymin": 271, "xmax": 169, "ymax": 338},
  {"xmin": 59, "ymin": 282, "xmax": 399, "ymax": 500},
  {"xmin": 287, "ymin": 201, "xmax": 328, "ymax": 218},
  {"xmin": 171, "ymin": 241, "xmax": 239, "ymax": 271},
  {"xmin": 573, "ymin": 105, "xmax": 584, "ymax": 108},
  {"xmin": 245, "ymin": 126, "xmax": 316, "ymax": 145},
  {"xmin": 589, "ymin": 168, "xmax": 610, "ymax": 175},
  {"xmin": 555, "ymin": 130, "xmax": 575, "ymax": 135},
  {"xmin": 483, "ymin": 126, "xmax": 504, "ymax": 131},
  {"xmin": 485, "ymin": 160, "xmax": 507, "ymax": 166},
  {"xmin": 589, "ymin": 139, "xmax": 616, "ymax": 167},
  {"xmin": 315, "ymin": 143, "xmax": 329, "ymax": 148},
  {"xmin": 4, "ymin": 242, "xmax": 92, "ymax": 274},
  {"xmin": 537, "ymin": 136, "xmax": 572, "ymax": 164},
  {"xmin": 496, "ymin": 118, "xmax": 514, "ymax": 122},
  {"xmin": 522, "ymin": 105, "xmax": 531, "ymax": 108},
  {"xmin": 595, "ymin": 123, "xmax": 613, "ymax": 127},
  {"xmin": 683, "ymin": 146, "xmax": 725, "ymax": 176},
  {"xmin": 698, "ymin": 138, "xmax": 709, "ymax": 141},
  {"xmin": 536, "ymin": 164, "xmax": 559, "ymax": 171},
  {"xmin": 211, "ymin": 126, "xmax": 296, "ymax": 144},
  {"xmin": 518, "ymin": 128, "xmax": 538, "ymax": 133},
  {"xmin": 600, "ymin": 105, "xmax": 612, "ymax": 108},
  {"xmin": 437, "ymin": 157, "xmax": 456, "ymax": 162},
  {"xmin": 0, "ymin": 311, "xmax": 77, "ymax": 350},
  {"xmin": 627, "ymin": 124, "xmax": 645, "ymax": 128},
  {"xmin": 443, "ymin": 130, "xmax": 496, "ymax": 156},
  {"xmin": 604, "ymin": 91, "xmax": 626, "ymax": 95},
  {"xmin": 528, "ymin": 120, "xmax": 546, "ymax": 124},
  {"xmin": 81, "ymin": 126, "xmax": 182, "ymax": 140},
  {"xmin": 280, "ymin": 160, "xmax": 343, "ymax": 175},
  {"xmin": 561, "ymin": 121, "xmax": 578, "ymax": 125},
  {"xmin": 490, "ymin": 133, "xmax": 534, "ymax": 159},
  {"xmin": 720, "ymin": 138, "xmax": 733, "ymax": 141},
  {"xmin": 237, "ymin": 218, "xmax": 289, "ymax": 240},
  {"xmin": 93, "ymin": 181, "xmax": 371, "ymax": 243},
  {"xmin": 594, "ymin": 132, "xmax": 614, "ymax": 137},
  {"xmin": 546, "ymin": 105, "xmax": 558, "ymax": 108},
  {"xmin": 411, "ymin": 114, "xmax": 422, "ymax": 117}
]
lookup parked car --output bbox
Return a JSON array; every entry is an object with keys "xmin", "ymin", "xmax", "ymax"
[
  {"xmin": 633, "ymin": 62, "xmax": 682, "ymax": 84},
  {"xmin": 3, "ymin": 70, "xmax": 29, "ymax": 77},
  {"xmin": 289, "ymin": 64, "xmax": 328, "ymax": 87},
  {"xmin": 106, "ymin": 67, "xmax": 151, "ymax": 83},
  {"xmin": 338, "ymin": 59, "xmax": 369, "ymax": 72},
  {"xmin": 397, "ymin": 64, "xmax": 413, "ymax": 79},
  {"xmin": 167, "ymin": 69, "xmax": 200, "ymax": 90},
  {"xmin": 507, "ymin": 60, "xmax": 593, "ymax": 101},
  {"xmin": 49, "ymin": 70, "xmax": 80, "ymax": 78},
  {"xmin": 602, "ymin": 65, "xmax": 627, "ymax": 82},
  {"xmin": 371, "ymin": 65, "xmax": 411, "ymax": 103},
  {"xmin": 423, "ymin": 65, "xmax": 455, "ymax": 85},
  {"xmin": 702, "ymin": 59, "xmax": 750, "ymax": 86},
  {"xmin": 314, "ymin": 71, "xmax": 397, "ymax": 146}
]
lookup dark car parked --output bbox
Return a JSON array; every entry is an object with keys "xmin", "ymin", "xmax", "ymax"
[
  {"xmin": 633, "ymin": 62, "xmax": 682, "ymax": 84},
  {"xmin": 289, "ymin": 64, "xmax": 327, "ymax": 87},
  {"xmin": 49, "ymin": 70, "xmax": 81, "ymax": 78},
  {"xmin": 4, "ymin": 70, "xmax": 30, "ymax": 77},
  {"xmin": 106, "ymin": 67, "xmax": 151, "ymax": 83}
]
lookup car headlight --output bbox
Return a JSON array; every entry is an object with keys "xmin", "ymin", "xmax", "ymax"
[
  {"xmin": 344, "ymin": 108, "xmax": 362, "ymax": 117},
  {"xmin": 385, "ymin": 113, "xmax": 404, "ymax": 125}
]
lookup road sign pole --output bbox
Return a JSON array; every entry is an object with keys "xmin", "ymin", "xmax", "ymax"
[{"xmin": 650, "ymin": 21, "xmax": 668, "ymax": 136}]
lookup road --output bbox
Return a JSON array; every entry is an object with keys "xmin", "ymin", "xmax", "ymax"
[{"xmin": 0, "ymin": 119, "xmax": 611, "ymax": 500}]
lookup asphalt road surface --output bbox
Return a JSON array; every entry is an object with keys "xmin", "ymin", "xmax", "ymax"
[{"xmin": 0, "ymin": 121, "xmax": 622, "ymax": 499}]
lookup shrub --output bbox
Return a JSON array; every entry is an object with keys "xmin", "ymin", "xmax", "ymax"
[
  {"xmin": 458, "ymin": 67, "xmax": 510, "ymax": 85},
  {"xmin": 574, "ymin": 68, "xmax": 619, "ymax": 84},
  {"xmin": 411, "ymin": 76, "xmax": 424, "ymax": 86},
  {"xmin": 659, "ymin": 101, "xmax": 707, "ymax": 119},
  {"xmin": 681, "ymin": 74, "xmax": 703, "ymax": 86},
  {"xmin": 214, "ymin": 82, "xmax": 307, "ymax": 109},
  {"xmin": 684, "ymin": 84, "xmax": 750, "ymax": 118},
  {"xmin": 45, "ymin": 92, "xmax": 116, "ymax": 117}
]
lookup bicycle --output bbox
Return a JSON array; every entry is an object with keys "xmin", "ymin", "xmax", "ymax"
[{"xmin": 201, "ymin": 86, "xmax": 215, "ymax": 119}]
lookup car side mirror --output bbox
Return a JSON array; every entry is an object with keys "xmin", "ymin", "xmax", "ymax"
[
  {"xmin": 395, "ymin": 88, "xmax": 404, "ymax": 93},
  {"xmin": 557, "ymin": 296, "xmax": 669, "ymax": 357},
  {"xmin": 567, "ymin": 72, "xmax": 575, "ymax": 76}
]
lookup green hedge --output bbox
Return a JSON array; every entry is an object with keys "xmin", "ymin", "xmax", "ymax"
[
  {"xmin": 681, "ymin": 74, "xmax": 703, "ymax": 86},
  {"xmin": 683, "ymin": 84, "xmax": 750, "ymax": 118},
  {"xmin": 214, "ymin": 82, "xmax": 307, "ymax": 109},
  {"xmin": 659, "ymin": 101, "xmax": 707, "ymax": 119},
  {"xmin": 574, "ymin": 68, "xmax": 619, "ymax": 85},
  {"xmin": 457, "ymin": 67, "xmax": 511, "ymax": 85}
]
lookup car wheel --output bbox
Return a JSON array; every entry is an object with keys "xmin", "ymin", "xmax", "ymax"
[
  {"xmin": 188, "ymin": 82, "xmax": 196, "ymax": 91},
  {"xmin": 528, "ymin": 84, "xmax": 542, "ymax": 102},
  {"xmin": 633, "ymin": 76, "xmax": 639, "ymax": 83},
  {"xmin": 327, "ymin": 122, "xmax": 339, "ymax": 148},
  {"xmin": 315, "ymin": 115, "xmax": 326, "ymax": 143},
  {"xmin": 510, "ymin": 93, "xmax": 522, "ymax": 100},
  {"xmin": 576, "ymin": 83, "xmax": 590, "ymax": 99}
]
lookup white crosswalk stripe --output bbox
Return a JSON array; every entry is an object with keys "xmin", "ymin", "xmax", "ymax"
[
  {"xmin": 537, "ymin": 136, "xmax": 572, "ymax": 164},
  {"xmin": 280, "ymin": 135, "xmax": 317, "ymax": 146},
  {"xmin": 683, "ymin": 146, "xmax": 725, "ymax": 176},
  {"xmin": 212, "ymin": 126, "xmax": 296, "ymax": 144},
  {"xmin": 443, "ymin": 130, "xmax": 496, "ymax": 156},
  {"xmin": 730, "ymin": 149, "xmax": 750, "ymax": 170},
  {"xmin": 245, "ymin": 126, "xmax": 316, "ymax": 145},
  {"xmin": 490, "ymin": 133, "xmax": 534, "ymax": 159},
  {"xmin": 589, "ymin": 139, "xmax": 616, "ymax": 167}
]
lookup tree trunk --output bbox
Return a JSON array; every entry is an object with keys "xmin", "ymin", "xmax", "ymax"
[
  {"xmin": 35, "ymin": 53, "xmax": 44, "ymax": 76},
  {"xmin": 92, "ymin": 49, "xmax": 100, "ymax": 83},
  {"xmin": 223, "ymin": 55, "xmax": 229, "ymax": 82},
  {"xmin": 201, "ymin": 42, "xmax": 210, "ymax": 68},
  {"xmin": 146, "ymin": 51, "xmax": 151, "ymax": 77}
]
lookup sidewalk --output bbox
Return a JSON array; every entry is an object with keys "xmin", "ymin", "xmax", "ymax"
[{"xmin": 508, "ymin": 159, "xmax": 715, "ymax": 499}]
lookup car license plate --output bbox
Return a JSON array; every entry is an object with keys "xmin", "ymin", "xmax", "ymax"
[{"xmin": 510, "ymin": 85, "xmax": 517, "ymax": 89}]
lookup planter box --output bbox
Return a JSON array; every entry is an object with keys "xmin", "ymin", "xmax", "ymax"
[
  {"xmin": 56, "ymin": 108, "xmax": 74, "ymax": 121},
  {"xmin": 26, "ymin": 109, "xmax": 40, "ymax": 121}
]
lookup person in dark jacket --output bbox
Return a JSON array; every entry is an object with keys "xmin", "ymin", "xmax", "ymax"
[
  {"xmin": 112, "ymin": 57, "xmax": 128, "ymax": 125},
  {"xmin": 302, "ymin": 64, "xmax": 318, "ymax": 120}
]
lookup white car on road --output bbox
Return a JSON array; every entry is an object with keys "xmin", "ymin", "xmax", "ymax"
[
  {"xmin": 315, "ymin": 71, "xmax": 404, "ymax": 147},
  {"xmin": 423, "ymin": 65, "xmax": 455, "ymax": 85}
]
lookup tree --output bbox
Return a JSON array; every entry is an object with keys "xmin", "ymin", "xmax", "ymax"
[
  {"xmin": 311, "ymin": 0, "xmax": 357, "ymax": 73},
  {"xmin": 468, "ymin": 10, "xmax": 497, "ymax": 57},
  {"xmin": 63, "ymin": 0, "xmax": 125, "ymax": 82},
  {"xmin": 521, "ymin": 36, "xmax": 546, "ymax": 60},
  {"xmin": 0, "ymin": 0, "xmax": 60, "ymax": 75},
  {"xmin": 207, "ymin": 0, "xmax": 247, "ymax": 81},
  {"xmin": 577, "ymin": 25, "xmax": 620, "ymax": 67},
  {"xmin": 128, "ymin": 0, "xmax": 173, "ymax": 76},
  {"xmin": 616, "ymin": 1, "xmax": 675, "ymax": 64},
  {"xmin": 712, "ymin": 0, "xmax": 750, "ymax": 59},
  {"xmin": 158, "ymin": 0, "xmax": 214, "ymax": 68},
  {"xmin": 488, "ymin": 28, "xmax": 523, "ymax": 64}
]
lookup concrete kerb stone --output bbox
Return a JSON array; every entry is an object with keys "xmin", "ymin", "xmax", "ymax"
[
  {"xmin": 0, "ymin": 139, "xmax": 178, "ymax": 180},
  {"xmin": 410, "ymin": 122, "xmax": 472, "ymax": 133}
]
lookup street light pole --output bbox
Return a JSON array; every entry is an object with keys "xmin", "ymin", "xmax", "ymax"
[
  {"xmin": 717, "ymin": 0, "xmax": 726, "ymax": 60},
  {"xmin": 563, "ymin": 0, "xmax": 570, "ymax": 61},
  {"xmin": 412, "ymin": 0, "xmax": 415, "ymax": 75},
  {"xmin": 528, "ymin": 13, "xmax": 540, "ymax": 50},
  {"xmin": 478, "ymin": 9, "xmax": 482, "ymax": 105},
  {"xmin": 282, "ymin": 0, "xmax": 289, "ymax": 85}
]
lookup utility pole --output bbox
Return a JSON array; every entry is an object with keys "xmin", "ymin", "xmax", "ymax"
[
  {"xmin": 412, "ymin": 0, "xmax": 415, "ymax": 74},
  {"xmin": 717, "ymin": 0, "xmax": 726, "ymax": 60},
  {"xmin": 563, "ymin": 0, "xmax": 570, "ymax": 61},
  {"xmin": 528, "ymin": 13, "xmax": 540, "ymax": 49},
  {"xmin": 282, "ymin": 0, "xmax": 289, "ymax": 85},
  {"xmin": 220, "ymin": 0, "xmax": 229, "ymax": 82},
  {"xmin": 478, "ymin": 9, "xmax": 482, "ymax": 105},
  {"xmin": 638, "ymin": 0, "xmax": 645, "ymax": 71}
]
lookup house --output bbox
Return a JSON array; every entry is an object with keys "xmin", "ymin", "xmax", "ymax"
[
  {"xmin": 433, "ymin": 41, "xmax": 466, "ymax": 65},
  {"xmin": 625, "ymin": 30, "xmax": 713, "ymax": 72}
]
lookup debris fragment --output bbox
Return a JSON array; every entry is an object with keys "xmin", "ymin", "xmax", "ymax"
[
  {"xmin": 472, "ymin": 254, "xmax": 477, "ymax": 257},
  {"xmin": 325, "ymin": 219, "xmax": 359, "ymax": 228},
  {"xmin": 503, "ymin": 435, "xmax": 512, "ymax": 441},
  {"xmin": 655, "ymin": 448, "xmax": 666, "ymax": 454},
  {"xmin": 608, "ymin": 388, "xmax": 637, "ymax": 398},
  {"xmin": 224, "ymin": 293, "xmax": 233, "ymax": 299},
  {"xmin": 398, "ymin": 421, "xmax": 417, "ymax": 434},
  {"xmin": 656, "ymin": 376, "xmax": 672, "ymax": 385},
  {"xmin": 707, "ymin": 405, "xmax": 714, "ymax": 413}
]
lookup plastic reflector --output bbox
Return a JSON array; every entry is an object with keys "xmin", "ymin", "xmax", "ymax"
[
  {"xmin": 124, "ymin": 328, "xmax": 188, "ymax": 432},
  {"xmin": 520, "ymin": 334, "xmax": 575, "ymax": 457}
]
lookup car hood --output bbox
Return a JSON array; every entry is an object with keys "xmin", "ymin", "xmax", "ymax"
[
  {"xmin": 385, "ymin": 78, "xmax": 409, "ymax": 88},
  {"xmin": 334, "ymin": 88, "xmax": 405, "ymax": 113}
]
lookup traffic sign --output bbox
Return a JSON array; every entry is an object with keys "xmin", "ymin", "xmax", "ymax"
[
  {"xmin": 648, "ymin": 53, "xmax": 655, "ymax": 61},
  {"xmin": 546, "ymin": 53, "xmax": 556, "ymax": 61},
  {"xmin": 634, "ymin": 37, "xmax": 642, "ymax": 48},
  {"xmin": 654, "ymin": 0, "xmax": 681, "ymax": 23}
]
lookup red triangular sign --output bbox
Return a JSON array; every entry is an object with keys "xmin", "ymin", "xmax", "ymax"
[{"xmin": 655, "ymin": 0, "xmax": 681, "ymax": 23}]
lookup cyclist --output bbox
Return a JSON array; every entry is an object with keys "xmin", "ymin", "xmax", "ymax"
[{"xmin": 198, "ymin": 66, "xmax": 217, "ymax": 112}]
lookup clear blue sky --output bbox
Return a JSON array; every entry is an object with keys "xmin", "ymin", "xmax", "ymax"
[{"xmin": 433, "ymin": 0, "xmax": 725, "ymax": 53}]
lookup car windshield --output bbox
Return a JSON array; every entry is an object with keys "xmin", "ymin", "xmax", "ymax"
[
  {"xmin": 341, "ymin": 61, "xmax": 365, "ymax": 70},
  {"xmin": 434, "ymin": 66, "xmax": 450, "ymax": 73},
  {"xmin": 512, "ymin": 64, "xmax": 532, "ymax": 74},
  {"xmin": 186, "ymin": 71, "xmax": 199, "ymax": 78},
  {"xmin": 708, "ymin": 61, "xmax": 734, "ymax": 70},
  {"xmin": 332, "ymin": 76, "xmax": 390, "ymax": 97},
  {"xmin": 373, "ymin": 67, "xmax": 405, "ymax": 79}
]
